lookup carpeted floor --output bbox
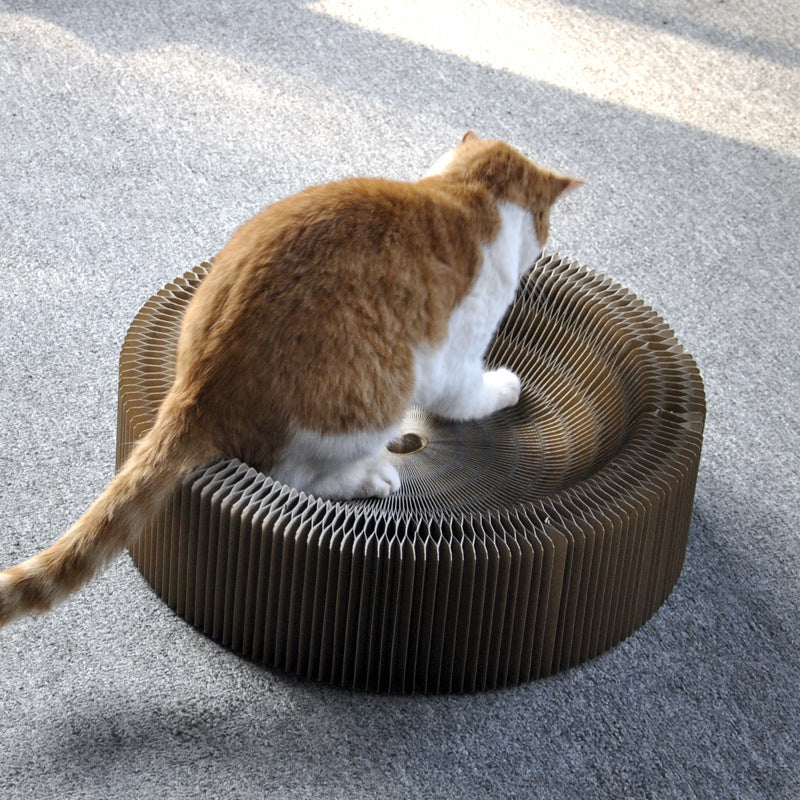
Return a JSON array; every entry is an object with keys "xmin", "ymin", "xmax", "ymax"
[{"xmin": 1, "ymin": 1, "xmax": 798, "ymax": 798}]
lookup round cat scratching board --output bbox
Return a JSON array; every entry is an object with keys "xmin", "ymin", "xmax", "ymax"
[{"xmin": 117, "ymin": 254, "xmax": 705, "ymax": 693}]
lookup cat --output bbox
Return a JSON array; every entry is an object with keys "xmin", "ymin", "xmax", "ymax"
[{"xmin": 0, "ymin": 132, "xmax": 580, "ymax": 627}]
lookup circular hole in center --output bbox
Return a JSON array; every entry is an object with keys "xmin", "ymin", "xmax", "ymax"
[{"xmin": 386, "ymin": 432, "xmax": 427, "ymax": 455}]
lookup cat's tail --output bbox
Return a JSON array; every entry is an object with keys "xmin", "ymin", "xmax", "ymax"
[{"xmin": 0, "ymin": 399, "xmax": 215, "ymax": 628}]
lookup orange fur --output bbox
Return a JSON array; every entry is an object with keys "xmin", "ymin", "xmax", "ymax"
[{"xmin": 0, "ymin": 133, "xmax": 579, "ymax": 627}]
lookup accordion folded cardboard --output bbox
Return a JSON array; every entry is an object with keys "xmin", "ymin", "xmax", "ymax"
[{"xmin": 117, "ymin": 254, "xmax": 705, "ymax": 693}]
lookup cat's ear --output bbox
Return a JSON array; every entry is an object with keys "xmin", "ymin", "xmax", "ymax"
[
  {"xmin": 548, "ymin": 174, "xmax": 584, "ymax": 204},
  {"xmin": 461, "ymin": 130, "xmax": 480, "ymax": 144}
]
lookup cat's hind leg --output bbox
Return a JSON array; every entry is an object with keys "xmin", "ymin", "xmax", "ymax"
[
  {"xmin": 305, "ymin": 454, "xmax": 401, "ymax": 500},
  {"xmin": 271, "ymin": 425, "xmax": 401, "ymax": 500}
]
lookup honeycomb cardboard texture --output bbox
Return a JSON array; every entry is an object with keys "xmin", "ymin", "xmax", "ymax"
[{"xmin": 117, "ymin": 254, "xmax": 705, "ymax": 693}]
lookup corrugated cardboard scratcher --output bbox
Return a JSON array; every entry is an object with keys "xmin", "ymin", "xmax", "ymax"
[{"xmin": 117, "ymin": 254, "xmax": 705, "ymax": 693}]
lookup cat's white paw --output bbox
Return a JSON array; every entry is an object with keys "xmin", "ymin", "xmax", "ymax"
[
  {"xmin": 352, "ymin": 457, "xmax": 402, "ymax": 499},
  {"xmin": 313, "ymin": 456, "xmax": 401, "ymax": 500},
  {"xmin": 483, "ymin": 368, "xmax": 522, "ymax": 412}
]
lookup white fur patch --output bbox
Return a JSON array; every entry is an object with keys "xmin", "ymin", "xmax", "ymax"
[
  {"xmin": 411, "ymin": 201, "xmax": 538, "ymax": 419},
  {"xmin": 422, "ymin": 146, "xmax": 458, "ymax": 177},
  {"xmin": 271, "ymin": 424, "xmax": 400, "ymax": 499}
]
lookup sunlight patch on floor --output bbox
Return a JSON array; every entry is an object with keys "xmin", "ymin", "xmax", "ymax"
[{"xmin": 309, "ymin": 0, "xmax": 800, "ymax": 157}]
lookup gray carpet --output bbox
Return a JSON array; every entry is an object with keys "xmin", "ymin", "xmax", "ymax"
[{"xmin": 1, "ymin": 1, "xmax": 798, "ymax": 798}]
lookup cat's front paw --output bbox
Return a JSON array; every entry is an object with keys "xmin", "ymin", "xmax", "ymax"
[{"xmin": 483, "ymin": 368, "xmax": 522, "ymax": 412}]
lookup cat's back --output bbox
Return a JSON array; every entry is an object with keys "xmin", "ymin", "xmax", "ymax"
[
  {"xmin": 229, "ymin": 175, "xmax": 494, "ymax": 284},
  {"xmin": 188, "ymin": 174, "xmax": 499, "ymax": 353},
  {"xmin": 171, "ymin": 173, "xmax": 501, "ymax": 441}
]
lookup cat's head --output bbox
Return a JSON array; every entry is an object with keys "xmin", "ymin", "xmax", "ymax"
[{"xmin": 425, "ymin": 131, "xmax": 582, "ymax": 247}]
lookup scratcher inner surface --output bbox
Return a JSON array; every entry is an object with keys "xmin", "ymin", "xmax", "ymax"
[{"xmin": 117, "ymin": 254, "xmax": 705, "ymax": 693}]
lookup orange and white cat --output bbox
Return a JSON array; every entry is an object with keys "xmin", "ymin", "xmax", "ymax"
[{"xmin": 0, "ymin": 132, "xmax": 580, "ymax": 626}]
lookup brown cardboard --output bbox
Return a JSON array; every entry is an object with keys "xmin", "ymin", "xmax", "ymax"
[{"xmin": 119, "ymin": 254, "xmax": 705, "ymax": 692}]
